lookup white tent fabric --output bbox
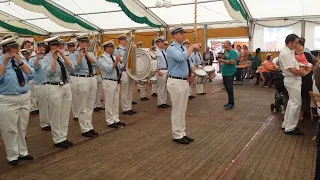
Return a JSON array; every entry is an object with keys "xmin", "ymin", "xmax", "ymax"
[{"xmin": 0, "ymin": 0, "xmax": 319, "ymax": 51}]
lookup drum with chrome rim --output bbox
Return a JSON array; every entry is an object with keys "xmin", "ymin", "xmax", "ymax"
[
  {"xmin": 203, "ymin": 66, "xmax": 216, "ymax": 79},
  {"xmin": 195, "ymin": 69, "xmax": 207, "ymax": 84}
]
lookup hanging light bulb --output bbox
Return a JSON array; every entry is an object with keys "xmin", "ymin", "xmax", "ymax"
[
  {"xmin": 155, "ymin": 0, "xmax": 162, "ymax": 8},
  {"xmin": 165, "ymin": 0, "xmax": 172, "ymax": 8}
]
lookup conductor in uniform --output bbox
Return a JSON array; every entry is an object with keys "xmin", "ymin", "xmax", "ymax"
[
  {"xmin": 166, "ymin": 26, "xmax": 201, "ymax": 144},
  {"xmin": 0, "ymin": 36, "xmax": 35, "ymax": 166},
  {"xmin": 98, "ymin": 40, "xmax": 126, "ymax": 128}
]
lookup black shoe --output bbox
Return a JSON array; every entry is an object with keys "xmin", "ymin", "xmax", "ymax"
[
  {"xmin": 82, "ymin": 131, "xmax": 95, "ymax": 138},
  {"xmin": 183, "ymin": 136, "xmax": 194, "ymax": 142},
  {"xmin": 115, "ymin": 121, "xmax": 126, "ymax": 126},
  {"xmin": 152, "ymin": 93, "xmax": 157, "ymax": 97},
  {"xmin": 89, "ymin": 129, "xmax": 99, "ymax": 136},
  {"xmin": 94, "ymin": 107, "xmax": 100, "ymax": 112},
  {"xmin": 8, "ymin": 160, "xmax": 19, "ymax": 166},
  {"xmin": 64, "ymin": 140, "xmax": 73, "ymax": 147},
  {"xmin": 123, "ymin": 111, "xmax": 134, "ymax": 115},
  {"xmin": 189, "ymin": 96, "xmax": 194, "ymax": 100},
  {"xmin": 42, "ymin": 126, "xmax": 51, "ymax": 131},
  {"xmin": 157, "ymin": 104, "xmax": 167, "ymax": 108},
  {"xmin": 173, "ymin": 138, "xmax": 190, "ymax": 144},
  {"xmin": 130, "ymin": 110, "xmax": 137, "ymax": 114},
  {"xmin": 164, "ymin": 104, "xmax": 171, "ymax": 108},
  {"xmin": 19, "ymin": 155, "xmax": 33, "ymax": 161},
  {"xmin": 100, "ymin": 107, "xmax": 105, "ymax": 110},
  {"xmin": 132, "ymin": 101, "xmax": 137, "ymax": 105},
  {"xmin": 30, "ymin": 110, "xmax": 39, "ymax": 115},
  {"xmin": 285, "ymin": 129, "xmax": 304, "ymax": 135},
  {"xmin": 201, "ymin": 93, "xmax": 206, "ymax": 95},
  {"xmin": 282, "ymin": 127, "xmax": 300, "ymax": 131},
  {"xmin": 108, "ymin": 123, "xmax": 119, "ymax": 129},
  {"xmin": 190, "ymin": 95, "xmax": 196, "ymax": 99},
  {"xmin": 225, "ymin": 104, "xmax": 234, "ymax": 110},
  {"xmin": 141, "ymin": 97, "xmax": 149, "ymax": 101},
  {"xmin": 73, "ymin": 117, "xmax": 78, "ymax": 121},
  {"xmin": 55, "ymin": 141, "xmax": 69, "ymax": 149}
]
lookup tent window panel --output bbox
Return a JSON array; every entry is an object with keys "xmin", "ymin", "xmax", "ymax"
[
  {"xmin": 263, "ymin": 27, "xmax": 293, "ymax": 51},
  {"xmin": 315, "ymin": 26, "xmax": 320, "ymax": 50}
]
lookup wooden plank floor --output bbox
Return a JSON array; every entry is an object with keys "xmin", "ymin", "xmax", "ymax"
[{"xmin": 0, "ymin": 75, "xmax": 317, "ymax": 180}]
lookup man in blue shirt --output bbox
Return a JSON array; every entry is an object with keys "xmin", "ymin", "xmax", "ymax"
[
  {"xmin": 68, "ymin": 34, "xmax": 99, "ymax": 138},
  {"xmin": 0, "ymin": 36, "xmax": 35, "ymax": 166},
  {"xmin": 29, "ymin": 41, "xmax": 51, "ymax": 131},
  {"xmin": 167, "ymin": 26, "xmax": 200, "ymax": 144},
  {"xmin": 98, "ymin": 40, "xmax": 126, "ymax": 129},
  {"xmin": 219, "ymin": 41, "xmax": 238, "ymax": 110}
]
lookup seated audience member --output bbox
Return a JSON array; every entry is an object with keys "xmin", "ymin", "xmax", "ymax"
[{"xmin": 260, "ymin": 54, "xmax": 276, "ymax": 88}]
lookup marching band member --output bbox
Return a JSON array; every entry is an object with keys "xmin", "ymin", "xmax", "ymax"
[
  {"xmin": 0, "ymin": 36, "xmax": 35, "ymax": 166},
  {"xmin": 66, "ymin": 40, "xmax": 80, "ymax": 120},
  {"xmin": 29, "ymin": 41, "xmax": 51, "ymax": 131},
  {"xmin": 69, "ymin": 34, "xmax": 99, "ymax": 138},
  {"xmin": 114, "ymin": 34, "xmax": 137, "ymax": 115},
  {"xmin": 183, "ymin": 39, "xmax": 196, "ymax": 100},
  {"xmin": 21, "ymin": 48, "xmax": 39, "ymax": 115},
  {"xmin": 41, "ymin": 36, "xmax": 74, "ymax": 148},
  {"xmin": 136, "ymin": 41, "xmax": 150, "ymax": 101},
  {"xmin": 155, "ymin": 36, "xmax": 170, "ymax": 108},
  {"xmin": 98, "ymin": 40, "xmax": 126, "ymax": 128},
  {"xmin": 192, "ymin": 49, "xmax": 206, "ymax": 95},
  {"xmin": 167, "ymin": 26, "xmax": 200, "ymax": 144}
]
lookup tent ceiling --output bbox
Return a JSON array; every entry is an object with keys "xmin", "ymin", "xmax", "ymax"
[
  {"xmin": 0, "ymin": 0, "xmax": 319, "ymax": 35},
  {"xmin": 245, "ymin": 0, "xmax": 320, "ymax": 19}
]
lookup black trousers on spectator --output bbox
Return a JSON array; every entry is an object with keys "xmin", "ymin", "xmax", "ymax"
[
  {"xmin": 223, "ymin": 75, "xmax": 234, "ymax": 105},
  {"xmin": 262, "ymin": 72, "xmax": 275, "ymax": 86},
  {"xmin": 315, "ymin": 120, "xmax": 320, "ymax": 179}
]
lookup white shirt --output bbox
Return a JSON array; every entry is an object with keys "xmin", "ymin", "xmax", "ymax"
[{"xmin": 279, "ymin": 46, "xmax": 300, "ymax": 77}]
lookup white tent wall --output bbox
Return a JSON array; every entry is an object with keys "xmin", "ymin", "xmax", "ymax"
[
  {"xmin": 305, "ymin": 21, "xmax": 320, "ymax": 51},
  {"xmin": 252, "ymin": 22, "xmax": 301, "ymax": 51}
]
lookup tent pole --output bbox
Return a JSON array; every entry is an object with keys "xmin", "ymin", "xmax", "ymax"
[
  {"xmin": 194, "ymin": 0, "xmax": 197, "ymax": 43},
  {"xmin": 301, "ymin": 20, "xmax": 306, "ymax": 38},
  {"xmin": 204, "ymin": 24, "xmax": 208, "ymax": 50}
]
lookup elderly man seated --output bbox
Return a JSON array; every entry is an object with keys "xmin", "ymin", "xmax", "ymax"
[{"xmin": 260, "ymin": 54, "xmax": 276, "ymax": 88}]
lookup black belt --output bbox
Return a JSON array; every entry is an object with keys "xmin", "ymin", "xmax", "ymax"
[
  {"xmin": 103, "ymin": 78, "xmax": 118, "ymax": 82},
  {"xmin": 158, "ymin": 68, "xmax": 167, "ymax": 70},
  {"xmin": 45, "ymin": 82, "xmax": 68, "ymax": 85},
  {"xmin": 168, "ymin": 76, "xmax": 188, "ymax": 80},
  {"xmin": 71, "ymin": 74, "xmax": 94, "ymax": 77}
]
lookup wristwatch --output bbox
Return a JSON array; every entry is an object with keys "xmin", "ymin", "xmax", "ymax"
[{"xmin": 18, "ymin": 62, "xmax": 24, "ymax": 66}]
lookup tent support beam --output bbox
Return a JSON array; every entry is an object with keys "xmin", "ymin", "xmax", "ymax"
[
  {"xmin": 238, "ymin": 0, "xmax": 253, "ymax": 21},
  {"xmin": 301, "ymin": 20, "xmax": 306, "ymax": 38},
  {"xmin": 0, "ymin": 11, "xmax": 48, "ymax": 35},
  {"xmin": 147, "ymin": 0, "xmax": 222, "ymax": 8},
  {"xmin": 204, "ymin": 24, "xmax": 208, "ymax": 50},
  {"xmin": 132, "ymin": 0, "xmax": 168, "ymax": 27},
  {"xmin": 254, "ymin": 15, "xmax": 320, "ymax": 22},
  {"xmin": 45, "ymin": 0, "xmax": 101, "ymax": 31}
]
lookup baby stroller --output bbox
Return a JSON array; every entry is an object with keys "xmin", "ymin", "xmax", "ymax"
[{"xmin": 271, "ymin": 70, "xmax": 285, "ymax": 112}]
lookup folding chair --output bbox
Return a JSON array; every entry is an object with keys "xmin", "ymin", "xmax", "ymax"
[{"xmin": 257, "ymin": 66, "xmax": 265, "ymax": 87}]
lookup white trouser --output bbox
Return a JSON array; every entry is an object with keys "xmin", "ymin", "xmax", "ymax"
[
  {"xmin": 73, "ymin": 76, "xmax": 97, "ymax": 133},
  {"xmin": 189, "ymin": 84, "xmax": 193, "ymax": 96},
  {"xmin": 47, "ymin": 84, "xmax": 72, "ymax": 144},
  {"xmin": 151, "ymin": 83, "xmax": 157, "ymax": 94},
  {"xmin": 34, "ymin": 84, "xmax": 49, "ymax": 128},
  {"xmin": 95, "ymin": 75, "xmax": 103, "ymax": 108},
  {"xmin": 0, "ymin": 92, "xmax": 30, "ymax": 161},
  {"xmin": 103, "ymin": 80, "xmax": 120, "ymax": 125},
  {"xmin": 167, "ymin": 78, "xmax": 189, "ymax": 139},
  {"xmin": 138, "ymin": 83, "xmax": 146, "ymax": 98},
  {"xmin": 156, "ymin": 72, "xmax": 168, "ymax": 106},
  {"xmin": 196, "ymin": 76, "xmax": 204, "ymax": 94},
  {"xmin": 29, "ymin": 80, "xmax": 38, "ymax": 111},
  {"xmin": 70, "ymin": 76, "xmax": 79, "ymax": 118},
  {"xmin": 121, "ymin": 71, "xmax": 133, "ymax": 111},
  {"xmin": 282, "ymin": 76, "xmax": 302, "ymax": 132}
]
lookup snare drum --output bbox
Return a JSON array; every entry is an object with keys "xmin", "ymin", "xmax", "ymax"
[
  {"xmin": 195, "ymin": 69, "xmax": 207, "ymax": 84},
  {"xmin": 203, "ymin": 66, "xmax": 216, "ymax": 79}
]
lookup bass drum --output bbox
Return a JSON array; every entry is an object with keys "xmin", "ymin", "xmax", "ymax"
[{"xmin": 126, "ymin": 48, "xmax": 158, "ymax": 81}]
